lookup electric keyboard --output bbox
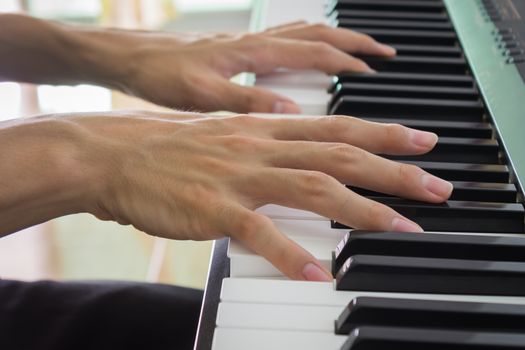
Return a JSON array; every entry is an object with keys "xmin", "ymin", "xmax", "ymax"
[{"xmin": 194, "ymin": 0, "xmax": 525, "ymax": 349}]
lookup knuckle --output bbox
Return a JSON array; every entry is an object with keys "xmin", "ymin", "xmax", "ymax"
[
  {"xmin": 222, "ymin": 134, "xmax": 260, "ymax": 153},
  {"xmin": 366, "ymin": 201, "xmax": 388, "ymax": 227},
  {"xmin": 398, "ymin": 163, "xmax": 421, "ymax": 183},
  {"xmin": 311, "ymin": 22, "xmax": 331, "ymax": 37},
  {"xmin": 330, "ymin": 143, "xmax": 365, "ymax": 163},
  {"xmin": 312, "ymin": 41, "xmax": 333, "ymax": 56},
  {"xmin": 299, "ymin": 170, "xmax": 333, "ymax": 197},
  {"xmin": 385, "ymin": 123, "xmax": 407, "ymax": 142},
  {"xmin": 353, "ymin": 58, "xmax": 370, "ymax": 69},
  {"xmin": 234, "ymin": 212, "xmax": 272, "ymax": 242},
  {"xmin": 239, "ymin": 33, "xmax": 263, "ymax": 44},
  {"xmin": 355, "ymin": 31, "xmax": 375, "ymax": 44},
  {"xmin": 318, "ymin": 115, "xmax": 349, "ymax": 135}
]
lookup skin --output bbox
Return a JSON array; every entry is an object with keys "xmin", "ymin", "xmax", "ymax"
[{"xmin": 0, "ymin": 14, "xmax": 453, "ymax": 281}]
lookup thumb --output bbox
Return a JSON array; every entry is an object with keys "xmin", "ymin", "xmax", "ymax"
[{"xmin": 216, "ymin": 80, "xmax": 302, "ymax": 114}]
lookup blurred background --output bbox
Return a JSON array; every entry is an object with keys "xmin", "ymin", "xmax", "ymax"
[{"xmin": 0, "ymin": 0, "xmax": 253, "ymax": 289}]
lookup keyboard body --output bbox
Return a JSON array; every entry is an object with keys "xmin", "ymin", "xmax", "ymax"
[{"xmin": 194, "ymin": 0, "xmax": 525, "ymax": 349}]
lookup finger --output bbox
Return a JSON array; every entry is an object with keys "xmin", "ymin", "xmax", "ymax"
[
  {"xmin": 258, "ymin": 115, "xmax": 438, "ymax": 155},
  {"xmin": 244, "ymin": 167, "xmax": 423, "ymax": 232},
  {"xmin": 222, "ymin": 204, "xmax": 332, "ymax": 281},
  {"xmin": 263, "ymin": 20, "xmax": 308, "ymax": 33},
  {"xmin": 263, "ymin": 140, "xmax": 452, "ymax": 203},
  {"xmin": 268, "ymin": 23, "xmax": 396, "ymax": 56},
  {"xmin": 230, "ymin": 35, "xmax": 374, "ymax": 74},
  {"xmin": 209, "ymin": 79, "xmax": 302, "ymax": 114}
]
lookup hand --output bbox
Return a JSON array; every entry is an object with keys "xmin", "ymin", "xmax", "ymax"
[
  {"xmin": 109, "ymin": 22, "xmax": 395, "ymax": 113},
  {"xmin": 72, "ymin": 113, "xmax": 451, "ymax": 281}
]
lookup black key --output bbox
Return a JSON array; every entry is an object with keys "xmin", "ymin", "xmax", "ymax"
[
  {"xmin": 332, "ymin": 198, "xmax": 525, "ymax": 232},
  {"xmin": 340, "ymin": 326, "xmax": 525, "ymax": 349},
  {"xmin": 334, "ymin": 72, "xmax": 474, "ymax": 89},
  {"xmin": 385, "ymin": 137, "xmax": 500, "ymax": 164},
  {"xmin": 405, "ymin": 161, "xmax": 509, "ymax": 182},
  {"xmin": 336, "ymin": 18, "xmax": 453, "ymax": 31},
  {"xmin": 336, "ymin": 296, "xmax": 525, "ymax": 334},
  {"xmin": 329, "ymin": 96, "xmax": 484, "ymax": 121},
  {"xmin": 332, "ymin": 9, "xmax": 449, "ymax": 22},
  {"xmin": 330, "ymin": 0, "xmax": 445, "ymax": 13},
  {"xmin": 362, "ymin": 56, "xmax": 467, "ymax": 74},
  {"xmin": 330, "ymin": 83, "xmax": 478, "ymax": 103},
  {"xmin": 390, "ymin": 44, "xmax": 462, "ymax": 57},
  {"xmin": 348, "ymin": 181, "xmax": 517, "ymax": 203},
  {"xmin": 336, "ymin": 254, "xmax": 525, "ymax": 295},
  {"xmin": 332, "ymin": 231, "xmax": 525, "ymax": 276},
  {"xmin": 361, "ymin": 118, "xmax": 493, "ymax": 138},
  {"xmin": 355, "ymin": 28, "xmax": 457, "ymax": 46}
]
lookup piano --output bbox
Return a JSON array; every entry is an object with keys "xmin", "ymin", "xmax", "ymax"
[{"xmin": 194, "ymin": 0, "xmax": 525, "ymax": 349}]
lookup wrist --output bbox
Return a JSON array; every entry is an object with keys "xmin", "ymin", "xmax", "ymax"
[
  {"xmin": 61, "ymin": 26, "xmax": 133, "ymax": 90},
  {"xmin": 0, "ymin": 115, "xmax": 103, "ymax": 233}
]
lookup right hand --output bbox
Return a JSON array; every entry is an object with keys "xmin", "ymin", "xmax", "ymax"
[{"xmin": 73, "ymin": 112, "xmax": 452, "ymax": 281}]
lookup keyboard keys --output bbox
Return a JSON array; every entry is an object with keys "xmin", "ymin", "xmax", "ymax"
[
  {"xmin": 331, "ymin": 83, "xmax": 478, "ymax": 103},
  {"xmin": 334, "ymin": 72, "xmax": 474, "ymax": 88},
  {"xmin": 330, "ymin": 0, "xmax": 445, "ymax": 13},
  {"xmin": 329, "ymin": 96, "xmax": 484, "ymax": 121},
  {"xmin": 332, "ymin": 198, "xmax": 525, "ymax": 232},
  {"xmin": 340, "ymin": 326, "xmax": 525, "ymax": 350},
  {"xmin": 390, "ymin": 44, "xmax": 463, "ymax": 57},
  {"xmin": 359, "ymin": 118, "xmax": 492, "ymax": 138},
  {"xmin": 349, "ymin": 181, "xmax": 518, "ymax": 203},
  {"xmin": 354, "ymin": 28, "xmax": 457, "ymax": 45},
  {"xmin": 335, "ymin": 296, "xmax": 525, "ymax": 334},
  {"xmin": 336, "ymin": 254, "xmax": 525, "ymax": 295},
  {"xmin": 332, "ymin": 9, "xmax": 449, "ymax": 22},
  {"xmin": 404, "ymin": 161, "xmax": 510, "ymax": 182},
  {"xmin": 220, "ymin": 278, "xmax": 525, "ymax": 309},
  {"xmin": 336, "ymin": 18, "xmax": 453, "ymax": 31},
  {"xmin": 212, "ymin": 328, "xmax": 346, "ymax": 350},
  {"xmin": 362, "ymin": 55, "xmax": 468, "ymax": 74},
  {"xmin": 385, "ymin": 137, "xmax": 500, "ymax": 164},
  {"xmin": 333, "ymin": 231, "xmax": 525, "ymax": 275}
]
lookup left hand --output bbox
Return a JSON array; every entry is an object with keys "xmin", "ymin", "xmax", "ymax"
[{"xmin": 104, "ymin": 22, "xmax": 395, "ymax": 113}]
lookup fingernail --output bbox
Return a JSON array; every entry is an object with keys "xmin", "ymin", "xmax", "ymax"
[
  {"xmin": 408, "ymin": 129, "xmax": 438, "ymax": 148},
  {"xmin": 302, "ymin": 262, "xmax": 333, "ymax": 282},
  {"xmin": 273, "ymin": 100, "xmax": 301, "ymax": 114},
  {"xmin": 422, "ymin": 173, "xmax": 454, "ymax": 198},
  {"xmin": 375, "ymin": 42, "xmax": 397, "ymax": 56},
  {"xmin": 391, "ymin": 217, "xmax": 423, "ymax": 233}
]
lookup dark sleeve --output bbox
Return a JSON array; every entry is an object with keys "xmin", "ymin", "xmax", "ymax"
[{"xmin": 0, "ymin": 279, "xmax": 203, "ymax": 350}]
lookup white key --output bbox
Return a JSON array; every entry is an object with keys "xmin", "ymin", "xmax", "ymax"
[
  {"xmin": 220, "ymin": 278, "xmax": 525, "ymax": 306},
  {"xmin": 256, "ymin": 204, "xmax": 325, "ymax": 220},
  {"xmin": 258, "ymin": 0, "xmax": 327, "ymax": 28},
  {"xmin": 217, "ymin": 302, "xmax": 341, "ymax": 332},
  {"xmin": 212, "ymin": 328, "xmax": 346, "ymax": 350},
  {"xmin": 228, "ymin": 219, "xmax": 346, "ymax": 277},
  {"xmin": 261, "ymin": 86, "xmax": 330, "ymax": 115},
  {"xmin": 255, "ymin": 69, "xmax": 332, "ymax": 90}
]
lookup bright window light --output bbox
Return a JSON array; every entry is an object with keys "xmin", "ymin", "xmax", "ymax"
[
  {"xmin": 174, "ymin": 0, "xmax": 252, "ymax": 12},
  {"xmin": 0, "ymin": 83, "xmax": 21, "ymax": 121},
  {"xmin": 38, "ymin": 84, "xmax": 111, "ymax": 113},
  {"xmin": 0, "ymin": 0, "xmax": 21, "ymax": 12}
]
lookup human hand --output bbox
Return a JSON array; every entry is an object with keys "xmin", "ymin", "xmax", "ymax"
[
  {"xmin": 73, "ymin": 113, "xmax": 451, "ymax": 281},
  {"xmin": 102, "ymin": 22, "xmax": 395, "ymax": 113}
]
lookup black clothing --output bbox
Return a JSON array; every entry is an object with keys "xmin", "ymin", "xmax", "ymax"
[{"xmin": 0, "ymin": 279, "xmax": 203, "ymax": 350}]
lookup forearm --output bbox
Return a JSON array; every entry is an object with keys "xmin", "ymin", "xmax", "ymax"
[
  {"xmin": 0, "ymin": 115, "xmax": 100, "ymax": 235},
  {"xmin": 0, "ymin": 14, "xmax": 135, "ymax": 88}
]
